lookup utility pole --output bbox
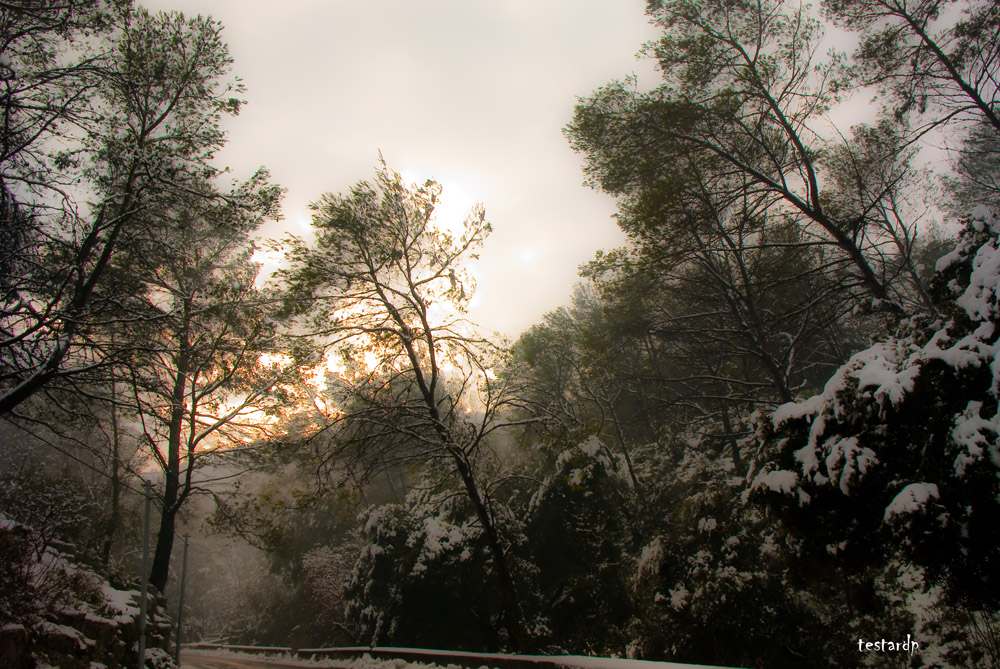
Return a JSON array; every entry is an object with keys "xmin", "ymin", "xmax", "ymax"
[
  {"xmin": 137, "ymin": 479, "xmax": 152, "ymax": 669},
  {"xmin": 174, "ymin": 534, "xmax": 189, "ymax": 665}
]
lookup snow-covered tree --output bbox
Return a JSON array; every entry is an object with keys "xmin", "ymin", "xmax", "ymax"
[
  {"xmin": 748, "ymin": 207, "xmax": 1000, "ymax": 610},
  {"xmin": 344, "ymin": 494, "xmax": 500, "ymax": 651},
  {"xmin": 523, "ymin": 436, "xmax": 632, "ymax": 655},
  {"xmin": 279, "ymin": 163, "xmax": 531, "ymax": 650}
]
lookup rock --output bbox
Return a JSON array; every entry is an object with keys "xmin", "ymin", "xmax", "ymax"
[{"xmin": 0, "ymin": 624, "xmax": 35, "ymax": 669}]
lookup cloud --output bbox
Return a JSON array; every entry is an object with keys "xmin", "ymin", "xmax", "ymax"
[{"xmin": 142, "ymin": 0, "xmax": 658, "ymax": 335}]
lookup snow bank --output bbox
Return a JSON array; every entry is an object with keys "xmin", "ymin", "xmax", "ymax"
[
  {"xmin": 183, "ymin": 647, "xmax": 730, "ymax": 669},
  {"xmin": 100, "ymin": 582, "xmax": 141, "ymax": 624}
]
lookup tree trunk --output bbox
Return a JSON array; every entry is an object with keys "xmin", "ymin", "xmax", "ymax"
[
  {"xmin": 449, "ymin": 447, "xmax": 530, "ymax": 652},
  {"xmin": 149, "ymin": 499, "xmax": 177, "ymax": 593},
  {"xmin": 400, "ymin": 318, "xmax": 531, "ymax": 651},
  {"xmin": 149, "ymin": 332, "xmax": 188, "ymax": 592},
  {"xmin": 148, "ymin": 404, "xmax": 182, "ymax": 592}
]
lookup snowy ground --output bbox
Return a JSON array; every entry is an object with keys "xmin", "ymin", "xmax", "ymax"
[{"xmin": 180, "ymin": 648, "xmax": 738, "ymax": 669}]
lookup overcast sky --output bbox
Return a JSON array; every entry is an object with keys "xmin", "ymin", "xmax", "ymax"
[{"xmin": 140, "ymin": 0, "xmax": 662, "ymax": 336}]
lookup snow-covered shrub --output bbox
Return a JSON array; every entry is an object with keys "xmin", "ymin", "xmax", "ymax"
[
  {"xmin": 1, "ymin": 466, "xmax": 107, "ymax": 631},
  {"xmin": 0, "ymin": 512, "xmax": 174, "ymax": 669},
  {"xmin": 0, "ymin": 514, "xmax": 37, "ymax": 626},
  {"xmin": 0, "ymin": 466, "xmax": 102, "ymax": 558},
  {"xmin": 748, "ymin": 207, "xmax": 1000, "ymax": 608},
  {"xmin": 623, "ymin": 438, "xmax": 864, "ymax": 668},
  {"xmin": 344, "ymin": 494, "xmax": 499, "ymax": 651},
  {"xmin": 300, "ymin": 536, "xmax": 363, "ymax": 645},
  {"xmin": 523, "ymin": 437, "xmax": 632, "ymax": 655}
]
